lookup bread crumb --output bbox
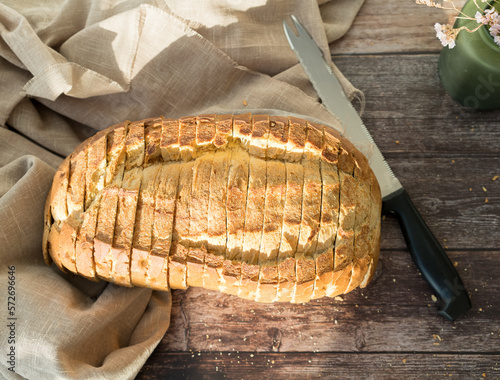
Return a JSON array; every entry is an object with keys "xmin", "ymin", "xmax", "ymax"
[
  {"xmin": 482, "ymin": 373, "xmax": 486, "ymax": 378},
  {"xmin": 485, "ymin": 198, "xmax": 489, "ymax": 203},
  {"xmin": 242, "ymin": 100, "xmax": 248, "ymax": 106},
  {"xmin": 451, "ymin": 160, "xmax": 455, "ymax": 163},
  {"xmin": 395, "ymin": 140, "xmax": 400, "ymax": 144},
  {"xmin": 493, "ymin": 175, "xmax": 499, "ymax": 181},
  {"xmin": 206, "ymin": 335, "xmax": 209, "ymax": 339},
  {"xmin": 403, "ymin": 359, "xmax": 406, "ymax": 364},
  {"xmin": 334, "ymin": 296, "xmax": 343, "ymax": 301},
  {"xmin": 431, "ymin": 295, "xmax": 438, "ymax": 302},
  {"xmin": 483, "ymin": 186, "xmax": 487, "ymax": 192},
  {"xmin": 250, "ymin": 354, "xmax": 254, "ymax": 357},
  {"xmin": 454, "ymin": 261, "xmax": 458, "ymax": 267},
  {"xmin": 271, "ymin": 360, "xmax": 275, "ymax": 364}
]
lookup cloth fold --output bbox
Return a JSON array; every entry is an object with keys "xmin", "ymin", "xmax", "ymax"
[{"xmin": 0, "ymin": 1, "xmax": 364, "ymax": 378}]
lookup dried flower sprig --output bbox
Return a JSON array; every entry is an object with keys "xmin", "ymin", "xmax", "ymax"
[{"xmin": 417, "ymin": 0, "xmax": 500, "ymax": 48}]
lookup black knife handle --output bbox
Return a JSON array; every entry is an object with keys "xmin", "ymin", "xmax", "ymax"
[{"xmin": 382, "ymin": 189, "xmax": 471, "ymax": 321}]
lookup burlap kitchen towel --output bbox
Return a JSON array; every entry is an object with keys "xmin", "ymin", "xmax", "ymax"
[{"xmin": 0, "ymin": 0, "xmax": 364, "ymax": 378}]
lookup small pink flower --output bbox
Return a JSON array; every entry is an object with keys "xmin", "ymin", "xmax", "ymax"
[
  {"xmin": 476, "ymin": 11, "xmax": 488, "ymax": 25},
  {"xmin": 491, "ymin": 22, "xmax": 500, "ymax": 36},
  {"xmin": 484, "ymin": 8, "xmax": 499, "ymax": 24},
  {"xmin": 434, "ymin": 23, "xmax": 458, "ymax": 48}
]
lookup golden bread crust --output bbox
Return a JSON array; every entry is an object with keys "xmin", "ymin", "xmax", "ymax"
[{"xmin": 44, "ymin": 114, "xmax": 382, "ymax": 303}]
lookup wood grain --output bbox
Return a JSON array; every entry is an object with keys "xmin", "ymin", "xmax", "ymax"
[
  {"xmin": 330, "ymin": 0, "xmax": 467, "ymax": 54},
  {"xmin": 138, "ymin": 352, "xmax": 499, "ymax": 380},
  {"xmin": 142, "ymin": 251, "xmax": 499, "ymax": 354}
]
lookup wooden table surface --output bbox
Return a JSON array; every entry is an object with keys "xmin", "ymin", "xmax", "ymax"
[{"xmin": 137, "ymin": 1, "xmax": 500, "ymax": 378}]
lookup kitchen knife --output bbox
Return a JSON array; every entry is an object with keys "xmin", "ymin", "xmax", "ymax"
[{"xmin": 283, "ymin": 15, "xmax": 471, "ymax": 321}]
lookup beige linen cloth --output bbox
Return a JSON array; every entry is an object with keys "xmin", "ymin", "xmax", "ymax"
[{"xmin": 0, "ymin": 0, "xmax": 364, "ymax": 378}]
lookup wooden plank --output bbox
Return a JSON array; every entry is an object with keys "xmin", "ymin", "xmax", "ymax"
[
  {"xmin": 380, "ymin": 156, "xmax": 500, "ymax": 250},
  {"xmin": 137, "ymin": 352, "xmax": 500, "ymax": 379},
  {"xmin": 330, "ymin": 0, "xmax": 467, "ymax": 54},
  {"xmin": 333, "ymin": 54, "xmax": 500, "ymax": 155},
  {"xmin": 151, "ymin": 250, "xmax": 499, "ymax": 353}
]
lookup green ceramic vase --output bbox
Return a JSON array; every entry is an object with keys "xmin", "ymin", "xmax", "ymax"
[{"xmin": 438, "ymin": 0, "xmax": 500, "ymax": 110}]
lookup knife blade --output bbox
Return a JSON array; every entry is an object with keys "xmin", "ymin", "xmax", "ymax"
[{"xmin": 283, "ymin": 15, "xmax": 471, "ymax": 321}]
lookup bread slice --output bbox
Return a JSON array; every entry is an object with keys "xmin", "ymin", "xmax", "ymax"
[
  {"xmin": 249, "ymin": 114, "xmax": 269, "ymax": 158},
  {"xmin": 179, "ymin": 116, "xmax": 197, "ymax": 161},
  {"xmin": 94, "ymin": 124, "xmax": 127, "ymax": 280},
  {"xmin": 275, "ymin": 257, "xmax": 296, "ymax": 302},
  {"xmin": 239, "ymin": 154, "xmax": 267, "ymax": 300},
  {"xmin": 75, "ymin": 193, "xmax": 102, "ymax": 280},
  {"xmin": 292, "ymin": 255, "xmax": 316, "ymax": 303},
  {"xmin": 148, "ymin": 163, "xmax": 181, "ymax": 290},
  {"xmin": 214, "ymin": 114, "xmax": 233, "ymax": 149},
  {"xmin": 189, "ymin": 152, "xmax": 214, "ymax": 247},
  {"xmin": 169, "ymin": 240, "xmax": 189, "ymax": 289},
  {"xmin": 67, "ymin": 145, "xmax": 87, "ymax": 219},
  {"xmin": 296, "ymin": 157, "xmax": 321, "ymax": 255},
  {"xmin": 241, "ymin": 155, "xmax": 267, "ymax": 262},
  {"xmin": 285, "ymin": 117, "xmax": 306, "ymax": 162},
  {"xmin": 312, "ymin": 130, "xmax": 341, "ymax": 299},
  {"xmin": 110, "ymin": 166, "xmax": 142, "ymax": 286},
  {"xmin": 187, "ymin": 245, "xmax": 206, "ymax": 288},
  {"xmin": 59, "ymin": 141, "xmax": 88, "ymax": 273},
  {"xmin": 223, "ymin": 147, "xmax": 249, "ymax": 295},
  {"xmin": 196, "ymin": 114, "xmax": 216, "ymax": 151},
  {"xmin": 292, "ymin": 122, "xmax": 324, "ymax": 302},
  {"xmin": 311, "ymin": 248, "xmax": 334, "ymax": 300},
  {"xmin": 125, "ymin": 120, "xmax": 146, "ymax": 170},
  {"xmin": 232, "ymin": 113, "xmax": 252, "ymax": 150},
  {"xmin": 267, "ymin": 116, "xmax": 289, "ymax": 160},
  {"xmin": 276, "ymin": 162, "xmax": 304, "ymax": 302},
  {"xmin": 74, "ymin": 130, "xmax": 107, "ymax": 279},
  {"xmin": 203, "ymin": 249, "xmax": 225, "ymax": 291},
  {"xmin": 326, "ymin": 146, "xmax": 357, "ymax": 296},
  {"xmin": 85, "ymin": 132, "xmax": 107, "ymax": 210},
  {"xmin": 144, "ymin": 118, "xmax": 163, "ymax": 166},
  {"xmin": 187, "ymin": 153, "xmax": 214, "ymax": 288},
  {"xmin": 345, "ymin": 153, "xmax": 372, "ymax": 293},
  {"xmin": 226, "ymin": 148, "xmax": 249, "ymax": 260},
  {"xmin": 160, "ymin": 118, "xmax": 180, "ymax": 161},
  {"xmin": 94, "ymin": 187, "xmax": 120, "ymax": 280},
  {"xmin": 169, "ymin": 160, "xmax": 195, "ymax": 289},
  {"xmin": 207, "ymin": 150, "xmax": 231, "ymax": 253},
  {"xmin": 204, "ymin": 150, "xmax": 231, "ymax": 292},
  {"xmin": 51, "ymin": 156, "xmax": 70, "ymax": 223},
  {"xmin": 256, "ymin": 160, "xmax": 286, "ymax": 303},
  {"xmin": 130, "ymin": 165, "xmax": 162, "ymax": 287},
  {"xmin": 47, "ymin": 224, "xmax": 65, "ymax": 273}
]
